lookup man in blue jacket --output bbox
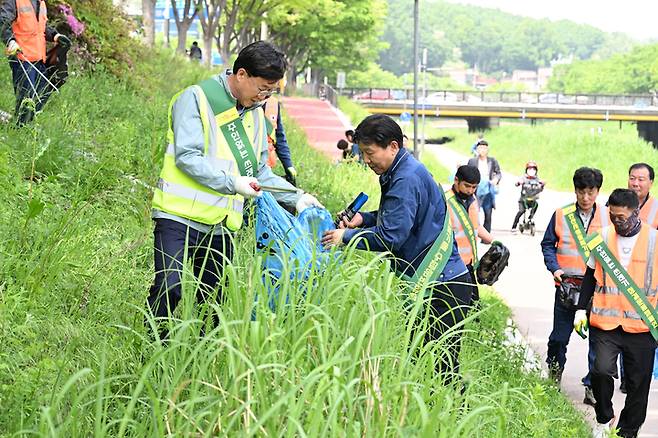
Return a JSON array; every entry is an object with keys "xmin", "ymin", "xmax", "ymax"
[{"xmin": 322, "ymin": 114, "xmax": 474, "ymax": 381}]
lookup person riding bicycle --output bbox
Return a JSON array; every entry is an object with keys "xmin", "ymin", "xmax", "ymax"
[{"xmin": 511, "ymin": 161, "xmax": 545, "ymax": 234}]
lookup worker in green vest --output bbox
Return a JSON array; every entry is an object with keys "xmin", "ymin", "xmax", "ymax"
[{"xmin": 147, "ymin": 41, "xmax": 321, "ymax": 338}]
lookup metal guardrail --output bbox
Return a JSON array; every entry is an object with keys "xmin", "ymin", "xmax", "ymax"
[{"xmin": 339, "ymin": 88, "xmax": 658, "ymax": 108}]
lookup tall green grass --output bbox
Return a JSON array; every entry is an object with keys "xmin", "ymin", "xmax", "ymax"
[
  {"xmin": 431, "ymin": 120, "xmax": 658, "ymax": 192},
  {"xmin": 0, "ymin": 51, "xmax": 588, "ymax": 436}
]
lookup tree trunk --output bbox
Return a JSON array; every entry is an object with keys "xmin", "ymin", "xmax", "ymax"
[
  {"xmin": 142, "ymin": 0, "xmax": 156, "ymax": 47},
  {"xmin": 203, "ymin": 35, "xmax": 213, "ymax": 68},
  {"xmin": 287, "ymin": 63, "xmax": 297, "ymax": 92},
  {"xmin": 176, "ymin": 20, "xmax": 192, "ymax": 54}
]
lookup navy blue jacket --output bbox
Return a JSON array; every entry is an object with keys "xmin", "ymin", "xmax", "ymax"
[
  {"xmin": 273, "ymin": 103, "xmax": 294, "ymax": 169},
  {"xmin": 342, "ymin": 148, "xmax": 467, "ymax": 281},
  {"xmin": 540, "ymin": 204, "xmax": 599, "ymax": 274}
]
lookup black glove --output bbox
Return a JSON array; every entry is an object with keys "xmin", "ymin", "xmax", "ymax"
[
  {"xmin": 55, "ymin": 34, "xmax": 71, "ymax": 50},
  {"xmin": 284, "ymin": 166, "xmax": 297, "ymax": 186}
]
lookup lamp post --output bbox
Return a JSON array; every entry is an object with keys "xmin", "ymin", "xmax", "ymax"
[
  {"xmin": 413, "ymin": 0, "xmax": 419, "ymax": 158},
  {"xmin": 421, "ymin": 47, "xmax": 428, "ymax": 154}
]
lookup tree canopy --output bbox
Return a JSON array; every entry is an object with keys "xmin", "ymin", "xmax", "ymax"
[{"xmin": 379, "ymin": 0, "xmax": 636, "ymax": 75}]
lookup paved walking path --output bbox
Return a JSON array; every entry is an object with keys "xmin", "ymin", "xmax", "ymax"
[
  {"xmin": 281, "ymin": 97, "xmax": 351, "ymax": 161},
  {"xmin": 425, "ymin": 143, "xmax": 658, "ymax": 437}
]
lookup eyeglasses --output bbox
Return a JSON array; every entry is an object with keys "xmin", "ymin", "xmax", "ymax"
[
  {"xmin": 247, "ymin": 74, "xmax": 278, "ymax": 98},
  {"xmin": 256, "ymin": 87, "xmax": 277, "ymax": 98}
]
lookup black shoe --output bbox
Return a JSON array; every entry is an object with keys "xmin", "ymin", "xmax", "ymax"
[
  {"xmin": 620, "ymin": 379, "xmax": 627, "ymax": 394},
  {"xmin": 548, "ymin": 365, "xmax": 564, "ymax": 386},
  {"xmin": 583, "ymin": 386, "xmax": 596, "ymax": 406}
]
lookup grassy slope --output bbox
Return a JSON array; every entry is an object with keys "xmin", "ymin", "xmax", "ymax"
[
  {"xmin": 0, "ymin": 54, "xmax": 588, "ymax": 435},
  {"xmin": 429, "ymin": 120, "xmax": 658, "ymax": 193}
]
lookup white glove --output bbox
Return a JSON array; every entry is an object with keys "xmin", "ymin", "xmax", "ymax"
[
  {"xmin": 573, "ymin": 310, "xmax": 589, "ymax": 339},
  {"xmin": 296, "ymin": 193, "xmax": 324, "ymax": 213},
  {"xmin": 234, "ymin": 176, "xmax": 262, "ymax": 198},
  {"xmin": 6, "ymin": 40, "xmax": 20, "ymax": 56}
]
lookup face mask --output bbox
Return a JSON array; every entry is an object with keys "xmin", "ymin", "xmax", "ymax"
[
  {"xmin": 612, "ymin": 208, "xmax": 641, "ymax": 237},
  {"xmin": 526, "ymin": 168, "xmax": 537, "ymax": 177}
]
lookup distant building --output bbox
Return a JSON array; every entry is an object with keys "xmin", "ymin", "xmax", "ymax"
[
  {"xmin": 440, "ymin": 67, "xmax": 478, "ymax": 87},
  {"xmin": 511, "ymin": 70, "xmax": 538, "ymax": 90},
  {"xmin": 537, "ymin": 67, "xmax": 553, "ymax": 90}
]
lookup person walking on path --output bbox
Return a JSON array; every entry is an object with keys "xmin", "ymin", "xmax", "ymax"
[
  {"xmin": 540, "ymin": 167, "xmax": 608, "ymax": 405},
  {"xmin": 575, "ymin": 188, "xmax": 658, "ymax": 438},
  {"xmin": 445, "ymin": 164, "xmax": 494, "ymax": 302},
  {"xmin": 322, "ymin": 114, "xmax": 475, "ymax": 383},
  {"xmin": 0, "ymin": 0, "xmax": 70, "ymax": 125},
  {"xmin": 146, "ymin": 41, "xmax": 322, "ymax": 339},
  {"xmin": 467, "ymin": 140, "xmax": 501, "ymax": 232},
  {"xmin": 628, "ymin": 163, "xmax": 658, "ymax": 229}
]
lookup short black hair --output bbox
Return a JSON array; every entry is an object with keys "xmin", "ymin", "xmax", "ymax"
[
  {"xmin": 477, "ymin": 140, "xmax": 488, "ymax": 146},
  {"xmin": 455, "ymin": 165, "xmax": 481, "ymax": 184},
  {"xmin": 353, "ymin": 114, "xmax": 403, "ymax": 148},
  {"xmin": 233, "ymin": 41, "xmax": 287, "ymax": 81},
  {"xmin": 336, "ymin": 139, "xmax": 349, "ymax": 150},
  {"xmin": 192, "ymin": 41, "xmax": 198, "ymax": 46},
  {"xmin": 608, "ymin": 188, "xmax": 639, "ymax": 210},
  {"xmin": 628, "ymin": 162, "xmax": 655, "ymax": 181},
  {"xmin": 573, "ymin": 167, "xmax": 603, "ymax": 190},
  {"xmin": 345, "ymin": 129, "xmax": 354, "ymax": 138}
]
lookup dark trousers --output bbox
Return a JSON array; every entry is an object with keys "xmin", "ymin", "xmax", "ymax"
[
  {"xmin": 590, "ymin": 326, "xmax": 656, "ymax": 436},
  {"xmin": 512, "ymin": 199, "xmax": 537, "ymax": 229},
  {"xmin": 425, "ymin": 272, "xmax": 475, "ymax": 380},
  {"xmin": 146, "ymin": 219, "xmax": 233, "ymax": 333},
  {"xmin": 482, "ymin": 206, "xmax": 493, "ymax": 232},
  {"xmin": 547, "ymin": 288, "xmax": 595, "ymax": 385},
  {"xmin": 9, "ymin": 58, "xmax": 51, "ymax": 125}
]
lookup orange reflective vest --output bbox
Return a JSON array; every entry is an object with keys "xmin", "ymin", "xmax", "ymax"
[
  {"xmin": 446, "ymin": 189, "xmax": 480, "ymax": 266},
  {"xmin": 12, "ymin": 0, "xmax": 47, "ymax": 62},
  {"xmin": 591, "ymin": 224, "xmax": 658, "ymax": 334},
  {"xmin": 639, "ymin": 194, "xmax": 658, "ymax": 229},
  {"xmin": 264, "ymin": 97, "xmax": 278, "ymax": 168},
  {"xmin": 554, "ymin": 203, "xmax": 608, "ymax": 278}
]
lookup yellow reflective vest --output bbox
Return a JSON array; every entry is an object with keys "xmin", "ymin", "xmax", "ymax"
[{"xmin": 152, "ymin": 84, "xmax": 266, "ymax": 231}]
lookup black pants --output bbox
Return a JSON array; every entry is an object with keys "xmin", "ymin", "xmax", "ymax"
[
  {"xmin": 9, "ymin": 58, "xmax": 51, "ymax": 125},
  {"xmin": 482, "ymin": 206, "xmax": 493, "ymax": 233},
  {"xmin": 512, "ymin": 199, "xmax": 537, "ymax": 229},
  {"xmin": 424, "ymin": 272, "xmax": 475, "ymax": 381},
  {"xmin": 146, "ymin": 219, "xmax": 233, "ymax": 334},
  {"xmin": 590, "ymin": 326, "xmax": 656, "ymax": 436},
  {"xmin": 546, "ymin": 288, "xmax": 595, "ymax": 385}
]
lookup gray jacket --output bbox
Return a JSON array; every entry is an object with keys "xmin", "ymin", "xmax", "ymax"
[{"xmin": 0, "ymin": 0, "xmax": 57, "ymax": 45}]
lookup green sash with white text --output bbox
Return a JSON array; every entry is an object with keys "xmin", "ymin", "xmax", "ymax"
[
  {"xmin": 587, "ymin": 233, "xmax": 658, "ymax": 341},
  {"xmin": 198, "ymin": 78, "xmax": 259, "ymax": 177},
  {"xmin": 403, "ymin": 207, "xmax": 454, "ymax": 300},
  {"xmin": 562, "ymin": 203, "xmax": 591, "ymax": 262},
  {"xmin": 446, "ymin": 191, "xmax": 478, "ymax": 267}
]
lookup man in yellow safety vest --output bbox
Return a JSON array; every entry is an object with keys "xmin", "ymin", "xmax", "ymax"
[{"xmin": 146, "ymin": 41, "xmax": 321, "ymax": 338}]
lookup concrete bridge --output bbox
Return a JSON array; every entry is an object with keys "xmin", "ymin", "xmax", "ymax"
[{"xmin": 340, "ymin": 88, "xmax": 658, "ymax": 146}]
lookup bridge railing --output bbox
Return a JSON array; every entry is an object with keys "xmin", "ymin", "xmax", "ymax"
[{"xmin": 339, "ymin": 88, "xmax": 658, "ymax": 107}]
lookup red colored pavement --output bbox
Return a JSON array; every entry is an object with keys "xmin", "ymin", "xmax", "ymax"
[{"xmin": 281, "ymin": 97, "xmax": 351, "ymax": 161}]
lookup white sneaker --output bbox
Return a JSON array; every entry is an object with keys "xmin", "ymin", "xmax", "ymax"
[{"xmin": 592, "ymin": 417, "xmax": 615, "ymax": 438}]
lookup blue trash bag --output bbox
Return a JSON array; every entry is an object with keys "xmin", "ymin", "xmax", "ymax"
[{"xmin": 254, "ymin": 192, "xmax": 335, "ymax": 312}]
